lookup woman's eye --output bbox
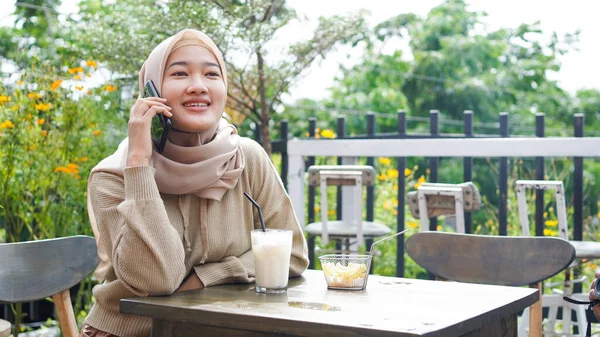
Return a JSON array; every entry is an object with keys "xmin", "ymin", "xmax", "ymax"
[
  {"xmin": 173, "ymin": 71, "xmax": 187, "ymax": 76},
  {"xmin": 206, "ymin": 71, "xmax": 220, "ymax": 77}
]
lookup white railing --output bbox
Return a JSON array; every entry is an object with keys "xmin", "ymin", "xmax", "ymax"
[{"xmin": 287, "ymin": 137, "xmax": 600, "ymax": 227}]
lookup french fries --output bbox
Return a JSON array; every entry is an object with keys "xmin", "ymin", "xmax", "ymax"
[{"xmin": 322, "ymin": 262, "xmax": 368, "ymax": 288}]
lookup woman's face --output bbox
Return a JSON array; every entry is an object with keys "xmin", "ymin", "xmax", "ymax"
[{"xmin": 161, "ymin": 45, "xmax": 226, "ymax": 133}]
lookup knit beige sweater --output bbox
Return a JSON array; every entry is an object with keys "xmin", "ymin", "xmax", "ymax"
[{"xmin": 84, "ymin": 138, "xmax": 309, "ymax": 337}]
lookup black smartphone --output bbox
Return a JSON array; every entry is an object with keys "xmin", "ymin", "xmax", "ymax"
[{"xmin": 144, "ymin": 80, "xmax": 171, "ymax": 153}]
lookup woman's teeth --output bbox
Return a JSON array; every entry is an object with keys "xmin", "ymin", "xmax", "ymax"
[{"xmin": 184, "ymin": 103, "xmax": 208, "ymax": 107}]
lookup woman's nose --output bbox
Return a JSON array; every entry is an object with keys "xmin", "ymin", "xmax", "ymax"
[{"xmin": 186, "ymin": 76, "xmax": 208, "ymax": 94}]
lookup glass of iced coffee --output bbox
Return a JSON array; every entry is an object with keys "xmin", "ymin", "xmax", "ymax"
[{"xmin": 251, "ymin": 229, "xmax": 293, "ymax": 294}]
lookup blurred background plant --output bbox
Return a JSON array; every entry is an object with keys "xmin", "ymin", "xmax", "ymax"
[{"xmin": 0, "ymin": 59, "xmax": 124, "ymax": 335}]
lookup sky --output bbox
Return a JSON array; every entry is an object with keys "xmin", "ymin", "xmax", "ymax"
[{"xmin": 1, "ymin": 0, "xmax": 598, "ymax": 103}]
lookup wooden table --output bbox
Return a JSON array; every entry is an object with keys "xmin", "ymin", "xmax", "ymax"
[{"xmin": 120, "ymin": 269, "xmax": 538, "ymax": 337}]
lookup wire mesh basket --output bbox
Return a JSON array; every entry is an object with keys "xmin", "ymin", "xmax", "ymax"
[{"xmin": 319, "ymin": 254, "xmax": 372, "ymax": 290}]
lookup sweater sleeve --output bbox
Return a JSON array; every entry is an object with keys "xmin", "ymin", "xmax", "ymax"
[
  {"xmin": 193, "ymin": 250, "xmax": 255, "ymax": 287},
  {"xmin": 90, "ymin": 166, "xmax": 187, "ymax": 296}
]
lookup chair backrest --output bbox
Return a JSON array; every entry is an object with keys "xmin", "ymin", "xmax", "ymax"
[
  {"xmin": 515, "ymin": 180, "xmax": 568, "ymax": 238},
  {"xmin": 407, "ymin": 182, "xmax": 481, "ymax": 233},
  {"xmin": 0, "ymin": 235, "xmax": 98, "ymax": 337},
  {"xmin": 405, "ymin": 231, "xmax": 575, "ymax": 286},
  {"xmin": 308, "ymin": 165, "xmax": 375, "ymax": 187},
  {"xmin": 0, "ymin": 235, "xmax": 98, "ymax": 302},
  {"xmin": 307, "ymin": 165, "xmax": 375, "ymax": 246}
]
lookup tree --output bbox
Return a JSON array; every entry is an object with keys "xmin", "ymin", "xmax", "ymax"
[
  {"xmin": 322, "ymin": 0, "xmax": 578, "ymax": 125},
  {"xmin": 73, "ymin": 0, "xmax": 368, "ymax": 154}
]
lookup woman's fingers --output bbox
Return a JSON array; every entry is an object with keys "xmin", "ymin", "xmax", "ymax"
[{"xmin": 130, "ymin": 98, "xmax": 171, "ymax": 118}]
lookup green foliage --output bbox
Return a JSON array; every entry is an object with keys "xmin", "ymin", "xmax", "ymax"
[{"xmin": 0, "ymin": 59, "xmax": 123, "ymax": 335}]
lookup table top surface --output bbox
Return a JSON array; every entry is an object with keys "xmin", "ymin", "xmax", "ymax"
[{"xmin": 120, "ymin": 269, "xmax": 537, "ymax": 337}]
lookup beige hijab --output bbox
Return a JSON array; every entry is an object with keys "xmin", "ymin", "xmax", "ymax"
[{"xmin": 87, "ymin": 29, "xmax": 245, "ymax": 281}]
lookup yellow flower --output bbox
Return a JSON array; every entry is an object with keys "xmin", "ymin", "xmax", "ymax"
[
  {"xmin": 87, "ymin": 89, "xmax": 93, "ymax": 95},
  {"xmin": 407, "ymin": 221, "xmax": 418, "ymax": 229},
  {"xmin": 597, "ymin": 212, "xmax": 600, "ymax": 219},
  {"xmin": 545, "ymin": 220, "xmax": 558, "ymax": 227},
  {"xmin": 378, "ymin": 173, "xmax": 388, "ymax": 181},
  {"xmin": 29, "ymin": 145, "xmax": 36, "ymax": 151},
  {"xmin": 73, "ymin": 74, "xmax": 82, "ymax": 80},
  {"xmin": 37, "ymin": 118, "xmax": 45, "ymax": 125},
  {"xmin": 75, "ymin": 85, "xmax": 84, "ymax": 91},
  {"xmin": 17, "ymin": 80, "xmax": 23, "ymax": 85},
  {"xmin": 105, "ymin": 84, "xmax": 118, "ymax": 92},
  {"xmin": 320, "ymin": 129, "xmax": 335, "ymax": 139},
  {"xmin": 383, "ymin": 200, "xmax": 393, "ymax": 211},
  {"xmin": 379, "ymin": 157, "xmax": 391, "ymax": 165},
  {"xmin": 50, "ymin": 79, "xmax": 62, "ymax": 90},
  {"xmin": 27, "ymin": 92, "xmax": 43, "ymax": 99},
  {"xmin": 393, "ymin": 184, "xmax": 398, "ymax": 190},
  {"xmin": 544, "ymin": 229, "xmax": 557, "ymax": 236},
  {"xmin": 35, "ymin": 103, "xmax": 51, "ymax": 111},
  {"xmin": 404, "ymin": 168, "xmax": 412, "ymax": 177},
  {"xmin": 81, "ymin": 156, "xmax": 88, "ymax": 162},
  {"xmin": 327, "ymin": 210, "xmax": 335, "ymax": 216},
  {"xmin": 27, "ymin": 113, "xmax": 32, "ymax": 120},
  {"xmin": 86, "ymin": 73, "xmax": 92, "ymax": 77},
  {"xmin": 0, "ymin": 120, "xmax": 14, "ymax": 129},
  {"xmin": 414, "ymin": 176, "xmax": 427, "ymax": 189},
  {"xmin": 68, "ymin": 66, "xmax": 84, "ymax": 74},
  {"xmin": 314, "ymin": 205, "xmax": 320, "ymax": 213},
  {"xmin": 387, "ymin": 169, "xmax": 399, "ymax": 179},
  {"xmin": 41, "ymin": 130, "xmax": 47, "ymax": 137},
  {"xmin": 393, "ymin": 199, "xmax": 398, "ymax": 207},
  {"xmin": 92, "ymin": 129, "xmax": 101, "ymax": 136},
  {"xmin": 0, "ymin": 95, "xmax": 10, "ymax": 103},
  {"xmin": 86, "ymin": 59, "xmax": 98, "ymax": 68},
  {"xmin": 10, "ymin": 105, "xmax": 19, "ymax": 111}
]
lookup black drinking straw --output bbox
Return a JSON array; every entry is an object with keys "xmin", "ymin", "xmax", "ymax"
[{"xmin": 243, "ymin": 192, "xmax": 266, "ymax": 232}]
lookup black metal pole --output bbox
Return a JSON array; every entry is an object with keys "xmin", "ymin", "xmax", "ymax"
[
  {"xmin": 307, "ymin": 117, "xmax": 317, "ymax": 269},
  {"xmin": 336, "ymin": 117, "xmax": 346, "ymax": 221},
  {"xmin": 280, "ymin": 120, "xmax": 288, "ymax": 190},
  {"xmin": 366, "ymin": 113, "xmax": 376, "ymax": 268},
  {"xmin": 463, "ymin": 110, "xmax": 473, "ymax": 233},
  {"xmin": 535, "ymin": 113, "xmax": 545, "ymax": 237},
  {"xmin": 397, "ymin": 110, "xmax": 407, "ymax": 277},
  {"xmin": 573, "ymin": 113, "xmax": 584, "ymax": 294},
  {"xmin": 498, "ymin": 113, "xmax": 509, "ymax": 236},
  {"xmin": 429, "ymin": 110, "xmax": 439, "ymax": 231}
]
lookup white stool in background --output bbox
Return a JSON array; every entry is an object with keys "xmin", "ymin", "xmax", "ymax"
[
  {"xmin": 304, "ymin": 165, "xmax": 391, "ymax": 253},
  {"xmin": 516, "ymin": 180, "xmax": 600, "ymax": 337}
]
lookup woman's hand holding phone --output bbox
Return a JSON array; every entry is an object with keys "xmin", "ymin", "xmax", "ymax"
[{"xmin": 126, "ymin": 97, "xmax": 173, "ymax": 167}]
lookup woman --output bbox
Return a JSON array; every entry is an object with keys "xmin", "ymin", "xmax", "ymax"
[{"xmin": 81, "ymin": 29, "xmax": 309, "ymax": 337}]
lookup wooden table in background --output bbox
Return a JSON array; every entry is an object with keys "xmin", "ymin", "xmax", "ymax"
[{"xmin": 120, "ymin": 269, "xmax": 537, "ymax": 337}]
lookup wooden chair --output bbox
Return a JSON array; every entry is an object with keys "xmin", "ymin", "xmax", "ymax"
[
  {"xmin": 405, "ymin": 231, "xmax": 576, "ymax": 337},
  {"xmin": 304, "ymin": 165, "xmax": 391, "ymax": 253},
  {"xmin": 0, "ymin": 236, "xmax": 99, "ymax": 337}
]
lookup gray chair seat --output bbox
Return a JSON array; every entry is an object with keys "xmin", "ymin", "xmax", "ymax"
[
  {"xmin": 304, "ymin": 220, "xmax": 391, "ymax": 238},
  {"xmin": 0, "ymin": 319, "xmax": 10, "ymax": 337}
]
